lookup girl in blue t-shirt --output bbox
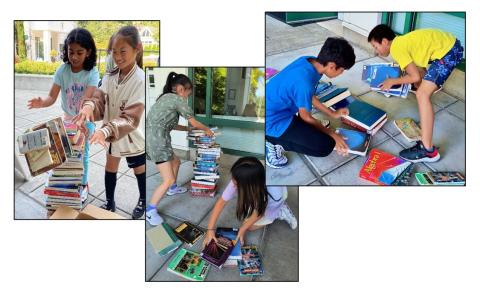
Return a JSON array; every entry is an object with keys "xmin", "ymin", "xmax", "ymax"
[{"xmin": 27, "ymin": 28, "xmax": 99, "ymax": 121}]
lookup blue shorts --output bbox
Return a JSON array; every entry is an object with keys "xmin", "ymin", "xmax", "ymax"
[{"xmin": 424, "ymin": 39, "xmax": 464, "ymax": 87}]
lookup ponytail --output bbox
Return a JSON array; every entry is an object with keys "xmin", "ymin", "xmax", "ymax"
[{"xmin": 158, "ymin": 72, "xmax": 192, "ymax": 99}]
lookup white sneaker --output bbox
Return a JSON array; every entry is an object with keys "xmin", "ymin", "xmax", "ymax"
[
  {"xmin": 266, "ymin": 141, "xmax": 288, "ymax": 169},
  {"xmin": 166, "ymin": 186, "xmax": 188, "ymax": 196},
  {"xmin": 146, "ymin": 208, "xmax": 163, "ymax": 226},
  {"xmin": 277, "ymin": 203, "xmax": 298, "ymax": 230}
]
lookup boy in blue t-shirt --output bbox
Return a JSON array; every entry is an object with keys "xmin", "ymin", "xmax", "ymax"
[{"xmin": 266, "ymin": 37, "xmax": 356, "ymax": 168}]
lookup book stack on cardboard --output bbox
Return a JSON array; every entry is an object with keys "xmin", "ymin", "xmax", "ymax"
[
  {"xmin": 362, "ymin": 63, "xmax": 410, "ymax": 98},
  {"xmin": 188, "ymin": 128, "xmax": 221, "ymax": 198},
  {"xmin": 43, "ymin": 121, "xmax": 88, "ymax": 213}
]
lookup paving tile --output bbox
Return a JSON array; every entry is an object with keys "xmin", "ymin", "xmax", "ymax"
[
  {"xmin": 14, "ymin": 190, "xmax": 47, "ymax": 219},
  {"xmin": 89, "ymin": 150, "xmax": 131, "ymax": 174},
  {"xmin": 445, "ymin": 100, "xmax": 465, "ymax": 121},
  {"xmin": 266, "ymin": 152, "xmax": 316, "ymax": 186},
  {"xmin": 442, "ymin": 69, "xmax": 465, "ymax": 101},
  {"xmin": 393, "ymin": 110, "xmax": 465, "ymax": 175},
  {"xmin": 96, "ymin": 174, "xmax": 143, "ymax": 216},
  {"xmin": 257, "ymin": 189, "xmax": 299, "ymax": 281},
  {"xmin": 431, "ymin": 91, "xmax": 458, "ymax": 110},
  {"xmin": 146, "ymin": 215, "xmax": 183, "ymax": 281}
]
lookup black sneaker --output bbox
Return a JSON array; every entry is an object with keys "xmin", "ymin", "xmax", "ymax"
[
  {"xmin": 101, "ymin": 200, "xmax": 116, "ymax": 212},
  {"xmin": 132, "ymin": 199, "xmax": 145, "ymax": 219},
  {"xmin": 399, "ymin": 141, "xmax": 440, "ymax": 163}
]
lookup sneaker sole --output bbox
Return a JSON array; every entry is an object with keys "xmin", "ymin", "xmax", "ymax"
[
  {"xmin": 402, "ymin": 153, "xmax": 441, "ymax": 163},
  {"xmin": 266, "ymin": 160, "xmax": 288, "ymax": 169}
]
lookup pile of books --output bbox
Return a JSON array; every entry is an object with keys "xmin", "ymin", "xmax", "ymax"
[
  {"xmin": 362, "ymin": 63, "xmax": 410, "ymax": 98},
  {"xmin": 44, "ymin": 121, "xmax": 88, "ymax": 213},
  {"xmin": 188, "ymin": 128, "xmax": 221, "ymax": 198}
]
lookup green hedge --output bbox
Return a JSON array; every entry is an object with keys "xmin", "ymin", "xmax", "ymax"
[{"xmin": 15, "ymin": 60, "xmax": 158, "ymax": 76}]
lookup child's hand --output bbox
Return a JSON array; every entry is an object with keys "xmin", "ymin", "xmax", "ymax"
[
  {"xmin": 203, "ymin": 229, "xmax": 217, "ymax": 247},
  {"xmin": 379, "ymin": 79, "xmax": 395, "ymax": 91},
  {"xmin": 27, "ymin": 97, "xmax": 43, "ymax": 109},
  {"xmin": 205, "ymin": 128, "xmax": 214, "ymax": 137},
  {"xmin": 89, "ymin": 130, "xmax": 107, "ymax": 148},
  {"xmin": 333, "ymin": 108, "xmax": 349, "ymax": 119},
  {"xmin": 73, "ymin": 105, "xmax": 94, "ymax": 127},
  {"xmin": 235, "ymin": 232, "xmax": 245, "ymax": 246},
  {"xmin": 331, "ymin": 132, "xmax": 349, "ymax": 156}
]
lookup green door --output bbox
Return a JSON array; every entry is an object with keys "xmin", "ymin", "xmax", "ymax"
[{"xmin": 284, "ymin": 12, "xmax": 338, "ymax": 24}]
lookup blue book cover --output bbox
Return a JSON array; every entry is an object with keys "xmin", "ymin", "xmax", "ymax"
[
  {"xmin": 215, "ymin": 228, "xmax": 241, "ymax": 260},
  {"xmin": 363, "ymin": 64, "xmax": 401, "ymax": 87},
  {"xmin": 335, "ymin": 128, "xmax": 371, "ymax": 156},
  {"xmin": 330, "ymin": 96, "xmax": 386, "ymax": 130}
]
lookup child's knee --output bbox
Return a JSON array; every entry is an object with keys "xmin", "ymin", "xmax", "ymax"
[
  {"xmin": 316, "ymin": 134, "xmax": 336, "ymax": 157},
  {"xmin": 416, "ymin": 89, "xmax": 432, "ymax": 102}
]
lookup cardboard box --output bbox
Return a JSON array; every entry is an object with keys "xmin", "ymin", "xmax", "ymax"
[{"xmin": 49, "ymin": 204, "xmax": 126, "ymax": 220}]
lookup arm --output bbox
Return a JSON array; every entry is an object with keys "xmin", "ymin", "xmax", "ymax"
[
  {"xmin": 298, "ymin": 108, "xmax": 349, "ymax": 156},
  {"xmin": 237, "ymin": 210, "xmax": 262, "ymax": 245},
  {"xmin": 174, "ymin": 125, "xmax": 189, "ymax": 131},
  {"xmin": 27, "ymin": 84, "xmax": 61, "ymax": 109},
  {"xmin": 380, "ymin": 62, "xmax": 421, "ymax": 90},
  {"xmin": 203, "ymin": 197, "xmax": 227, "ymax": 246},
  {"xmin": 188, "ymin": 117, "xmax": 214, "ymax": 136},
  {"xmin": 312, "ymin": 96, "xmax": 349, "ymax": 119}
]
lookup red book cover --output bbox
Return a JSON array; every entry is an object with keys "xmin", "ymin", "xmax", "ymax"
[
  {"xmin": 359, "ymin": 149, "xmax": 412, "ymax": 185},
  {"xmin": 44, "ymin": 189, "xmax": 81, "ymax": 198}
]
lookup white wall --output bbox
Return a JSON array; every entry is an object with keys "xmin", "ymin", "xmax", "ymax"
[
  {"xmin": 340, "ymin": 13, "xmax": 382, "ymax": 36},
  {"xmin": 146, "ymin": 67, "xmax": 190, "ymax": 151}
]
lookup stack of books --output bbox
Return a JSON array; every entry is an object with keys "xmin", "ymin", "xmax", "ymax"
[
  {"xmin": 44, "ymin": 153, "xmax": 88, "ymax": 212},
  {"xmin": 188, "ymin": 128, "xmax": 221, "ymax": 198},
  {"xmin": 362, "ymin": 63, "xmax": 410, "ymax": 98},
  {"xmin": 44, "ymin": 122, "xmax": 88, "ymax": 212}
]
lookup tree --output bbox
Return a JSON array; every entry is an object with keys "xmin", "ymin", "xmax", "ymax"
[{"xmin": 14, "ymin": 21, "xmax": 27, "ymax": 60}]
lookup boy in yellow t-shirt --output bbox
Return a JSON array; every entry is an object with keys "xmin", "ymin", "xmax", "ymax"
[{"xmin": 368, "ymin": 24, "xmax": 463, "ymax": 163}]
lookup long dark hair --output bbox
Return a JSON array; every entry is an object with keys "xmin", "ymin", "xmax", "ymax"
[
  {"xmin": 231, "ymin": 157, "xmax": 268, "ymax": 221},
  {"xmin": 114, "ymin": 26, "xmax": 143, "ymax": 68},
  {"xmin": 62, "ymin": 28, "xmax": 97, "ymax": 71},
  {"xmin": 158, "ymin": 72, "xmax": 193, "ymax": 99}
]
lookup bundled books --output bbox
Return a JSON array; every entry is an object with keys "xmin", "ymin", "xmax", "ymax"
[
  {"xmin": 174, "ymin": 221, "xmax": 205, "ymax": 247},
  {"xmin": 415, "ymin": 172, "xmax": 465, "ymax": 186},
  {"xmin": 238, "ymin": 245, "xmax": 264, "ymax": 277},
  {"xmin": 189, "ymin": 128, "xmax": 221, "ymax": 198},
  {"xmin": 167, "ymin": 248, "xmax": 210, "ymax": 281},
  {"xmin": 201, "ymin": 235, "xmax": 235, "ymax": 269},
  {"xmin": 330, "ymin": 95, "xmax": 387, "ymax": 135},
  {"xmin": 147, "ymin": 222, "xmax": 182, "ymax": 257},
  {"xmin": 362, "ymin": 63, "xmax": 410, "ymax": 98},
  {"xmin": 43, "ymin": 121, "xmax": 89, "ymax": 212},
  {"xmin": 315, "ymin": 81, "xmax": 351, "ymax": 108},
  {"xmin": 359, "ymin": 149, "xmax": 413, "ymax": 185},
  {"xmin": 335, "ymin": 128, "xmax": 371, "ymax": 156},
  {"xmin": 394, "ymin": 118, "xmax": 422, "ymax": 142}
]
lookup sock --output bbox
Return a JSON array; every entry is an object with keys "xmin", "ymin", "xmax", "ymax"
[
  {"xmin": 134, "ymin": 172, "xmax": 146, "ymax": 204},
  {"xmin": 147, "ymin": 204, "xmax": 156, "ymax": 212},
  {"xmin": 425, "ymin": 146, "xmax": 434, "ymax": 152},
  {"xmin": 169, "ymin": 183, "xmax": 177, "ymax": 191},
  {"xmin": 105, "ymin": 171, "xmax": 117, "ymax": 205}
]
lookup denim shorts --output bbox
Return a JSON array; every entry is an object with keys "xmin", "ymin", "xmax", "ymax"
[{"xmin": 424, "ymin": 39, "xmax": 464, "ymax": 87}]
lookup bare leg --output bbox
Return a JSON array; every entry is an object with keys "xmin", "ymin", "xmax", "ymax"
[
  {"xmin": 105, "ymin": 153, "xmax": 121, "ymax": 173},
  {"xmin": 149, "ymin": 160, "xmax": 176, "ymax": 206},
  {"xmin": 132, "ymin": 164, "xmax": 146, "ymax": 175},
  {"xmin": 414, "ymin": 67, "xmax": 427, "ymax": 89},
  {"xmin": 171, "ymin": 154, "xmax": 181, "ymax": 184},
  {"xmin": 415, "ymin": 79, "xmax": 439, "ymax": 149}
]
